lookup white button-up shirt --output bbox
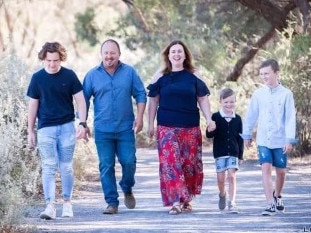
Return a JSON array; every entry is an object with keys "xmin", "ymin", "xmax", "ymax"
[{"xmin": 242, "ymin": 84, "xmax": 296, "ymax": 148}]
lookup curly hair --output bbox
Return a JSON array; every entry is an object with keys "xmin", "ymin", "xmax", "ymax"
[{"xmin": 38, "ymin": 42, "xmax": 67, "ymax": 61}]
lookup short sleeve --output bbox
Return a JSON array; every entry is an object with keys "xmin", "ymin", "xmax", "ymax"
[
  {"xmin": 147, "ymin": 82, "xmax": 159, "ymax": 97},
  {"xmin": 196, "ymin": 78, "xmax": 210, "ymax": 97},
  {"xmin": 70, "ymin": 70, "xmax": 83, "ymax": 95},
  {"xmin": 27, "ymin": 75, "xmax": 40, "ymax": 99}
]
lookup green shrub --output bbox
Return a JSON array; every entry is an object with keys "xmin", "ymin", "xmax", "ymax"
[{"xmin": 0, "ymin": 52, "xmax": 41, "ymax": 228}]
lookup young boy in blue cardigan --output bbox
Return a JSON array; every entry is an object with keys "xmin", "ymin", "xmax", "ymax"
[{"xmin": 206, "ymin": 88, "xmax": 244, "ymax": 213}]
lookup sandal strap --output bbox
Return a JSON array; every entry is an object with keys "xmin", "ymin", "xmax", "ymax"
[
  {"xmin": 169, "ymin": 205, "xmax": 182, "ymax": 215},
  {"xmin": 182, "ymin": 203, "xmax": 192, "ymax": 212}
]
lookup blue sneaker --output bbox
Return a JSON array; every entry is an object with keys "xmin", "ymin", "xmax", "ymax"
[{"xmin": 218, "ymin": 193, "xmax": 226, "ymax": 210}]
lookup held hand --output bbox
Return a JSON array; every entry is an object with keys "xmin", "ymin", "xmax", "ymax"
[{"xmin": 207, "ymin": 120, "xmax": 216, "ymax": 132}]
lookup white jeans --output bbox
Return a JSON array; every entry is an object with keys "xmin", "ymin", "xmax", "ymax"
[{"xmin": 37, "ymin": 121, "xmax": 76, "ymax": 204}]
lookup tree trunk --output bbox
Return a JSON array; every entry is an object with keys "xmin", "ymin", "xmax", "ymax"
[
  {"xmin": 227, "ymin": 0, "xmax": 311, "ymax": 81},
  {"xmin": 227, "ymin": 27, "xmax": 276, "ymax": 81}
]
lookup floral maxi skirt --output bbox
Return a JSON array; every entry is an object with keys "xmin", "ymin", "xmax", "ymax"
[{"xmin": 156, "ymin": 125, "xmax": 203, "ymax": 206}]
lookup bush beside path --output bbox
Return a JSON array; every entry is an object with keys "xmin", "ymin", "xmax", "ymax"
[{"xmin": 23, "ymin": 148, "xmax": 311, "ymax": 233}]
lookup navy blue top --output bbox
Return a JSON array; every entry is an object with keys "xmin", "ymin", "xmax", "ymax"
[
  {"xmin": 147, "ymin": 70, "xmax": 209, "ymax": 127},
  {"xmin": 27, "ymin": 67, "xmax": 83, "ymax": 129}
]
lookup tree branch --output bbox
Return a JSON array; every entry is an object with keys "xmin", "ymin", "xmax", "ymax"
[
  {"xmin": 226, "ymin": 27, "xmax": 276, "ymax": 81},
  {"xmin": 122, "ymin": 0, "xmax": 150, "ymax": 33},
  {"xmin": 237, "ymin": 0, "xmax": 288, "ymax": 30},
  {"xmin": 228, "ymin": 0, "xmax": 311, "ymax": 81},
  {"xmin": 294, "ymin": 0, "xmax": 311, "ymax": 32}
]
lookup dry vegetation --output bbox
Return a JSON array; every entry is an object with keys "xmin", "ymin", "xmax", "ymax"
[
  {"xmin": 0, "ymin": 1, "xmax": 310, "ymax": 232},
  {"xmin": 0, "ymin": 1, "xmax": 127, "ymax": 232}
]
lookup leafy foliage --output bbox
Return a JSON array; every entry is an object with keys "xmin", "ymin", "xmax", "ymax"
[
  {"xmin": 75, "ymin": 0, "xmax": 269, "ymax": 86},
  {"xmin": 73, "ymin": 0, "xmax": 311, "ymax": 156},
  {"xmin": 74, "ymin": 7, "xmax": 99, "ymax": 46}
]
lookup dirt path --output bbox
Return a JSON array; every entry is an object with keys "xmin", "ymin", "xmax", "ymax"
[{"xmin": 23, "ymin": 148, "xmax": 311, "ymax": 233}]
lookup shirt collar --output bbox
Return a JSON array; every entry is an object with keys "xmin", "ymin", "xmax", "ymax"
[
  {"xmin": 264, "ymin": 83, "xmax": 282, "ymax": 93},
  {"xmin": 96, "ymin": 61, "xmax": 122, "ymax": 72},
  {"xmin": 220, "ymin": 109, "xmax": 236, "ymax": 118}
]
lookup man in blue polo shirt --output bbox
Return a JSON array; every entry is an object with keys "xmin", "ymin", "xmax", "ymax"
[{"xmin": 83, "ymin": 39, "xmax": 146, "ymax": 214}]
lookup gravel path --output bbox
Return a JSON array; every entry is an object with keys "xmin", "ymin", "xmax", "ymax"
[{"xmin": 23, "ymin": 148, "xmax": 311, "ymax": 233}]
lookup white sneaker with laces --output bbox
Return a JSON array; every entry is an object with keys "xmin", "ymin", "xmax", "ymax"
[
  {"xmin": 261, "ymin": 203, "xmax": 276, "ymax": 216},
  {"xmin": 62, "ymin": 202, "xmax": 73, "ymax": 217},
  {"xmin": 273, "ymin": 191, "xmax": 285, "ymax": 212},
  {"xmin": 40, "ymin": 204, "xmax": 56, "ymax": 220},
  {"xmin": 275, "ymin": 196, "xmax": 285, "ymax": 212}
]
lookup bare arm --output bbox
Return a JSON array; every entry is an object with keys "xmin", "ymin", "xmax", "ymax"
[
  {"xmin": 27, "ymin": 98, "xmax": 39, "ymax": 150},
  {"xmin": 74, "ymin": 90, "xmax": 87, "ymax": 122},
  {"xmin": 147, "ymin": 96, "xmax": 159, "ymax": 138},
  {"xmin": 133, "ymin": 102, "xmax": 146, "ymax": 133},
  {"xmin": 197, "ymin": 95, "xmax": 216, "ymax": 131},
  {"xmin": 73, "ymin": 90, "xmax": 88, "ymax": 140}
]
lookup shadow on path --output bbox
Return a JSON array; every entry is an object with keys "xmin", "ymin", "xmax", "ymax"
[{"xmin": 23, "ymin": 149, "xmax": 311, "ymax": 233}]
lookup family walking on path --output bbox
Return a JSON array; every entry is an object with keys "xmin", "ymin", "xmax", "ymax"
[{"xmin": 25, "ymin": 39, "xmax": 305, "ymax": 233}]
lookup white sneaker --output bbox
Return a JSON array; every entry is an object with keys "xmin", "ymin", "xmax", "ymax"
[
  {"xmin": 261, "ymin": 203, "xmax": 276, "ymax": 216},
  {"xmin": 62, "ymin": 203, "xmax": 73, "ymax": 217},
  {"xmin": 40, "ymin": 204, "xmax": 56, "ymax": 220},
  {"xmin": 228, "ymin": 201, "xmax": 239, "ymax": 214}
]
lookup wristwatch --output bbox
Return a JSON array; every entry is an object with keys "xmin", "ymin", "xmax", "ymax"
[{"xmin": 79, "ymin": 122, "xmax": 87, "ymax": 128}]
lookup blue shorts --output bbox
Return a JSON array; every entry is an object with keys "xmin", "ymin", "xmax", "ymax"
[
  {"xmin": 257, "ymin": 146, "xmax": 287, "ymax": 168},
  {"xmin": 215, "ymin": 156, "xmax": 239, "ymax": 173}
]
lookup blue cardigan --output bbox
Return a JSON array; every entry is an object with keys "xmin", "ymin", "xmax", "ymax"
[{"xmin": 206, "ymin": 111, "xmax": 244, "ymax": 160}]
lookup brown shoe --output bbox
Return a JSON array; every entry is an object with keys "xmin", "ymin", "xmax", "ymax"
[
  {"xmin": 124, "ymin": 193, "xmax": 136, "ymax": 209},
  {"xmin": 103, "ymin": 205, "xmax": 118, "ymax": 214}
]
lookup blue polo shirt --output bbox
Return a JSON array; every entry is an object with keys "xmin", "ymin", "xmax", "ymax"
[{"xmin": 83, "ymin": 61, "xmax": 147, "ymax": 133}]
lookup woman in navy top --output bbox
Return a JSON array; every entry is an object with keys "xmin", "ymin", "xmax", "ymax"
[{"xmin": 147, "ymin": 40, "xmax": 215, "ymax": 215}]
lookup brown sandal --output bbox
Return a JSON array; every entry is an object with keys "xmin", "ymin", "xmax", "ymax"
[
  {"xmin": 168, "ymin": 205, "xmax": 182, "ymax": 215},
  {"xmin": 182, "ymin": 203, "xmax": 192, "ymax": 212}
]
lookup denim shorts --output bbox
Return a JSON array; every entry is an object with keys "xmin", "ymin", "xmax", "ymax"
[
  {"xmin": 257, "ymin": 146, "xmax": 287, "ymax": 168},
  {"xmin": 215, "ymin": 156, "xmax": 239, "ymax": 173}
]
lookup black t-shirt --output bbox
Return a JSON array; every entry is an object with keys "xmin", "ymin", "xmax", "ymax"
[{"xmin": 27, "ymin": 67, "xmax": 82, "ymax": 129}]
